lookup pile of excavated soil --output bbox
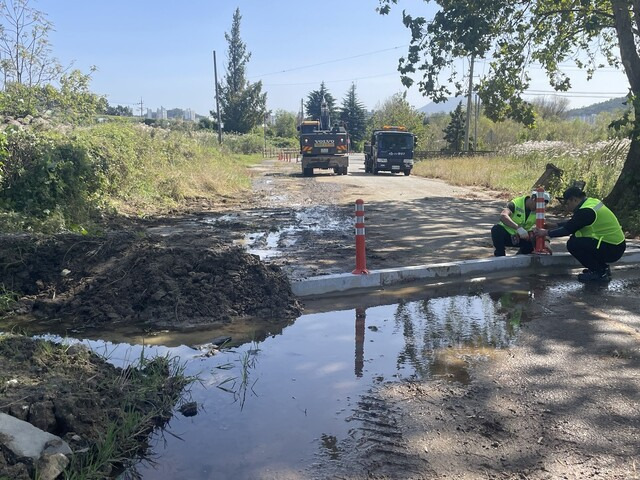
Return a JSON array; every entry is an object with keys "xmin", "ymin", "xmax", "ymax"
[{"xmin": 0, "ymin": 231, "xmax": 302, "ymax": 331}]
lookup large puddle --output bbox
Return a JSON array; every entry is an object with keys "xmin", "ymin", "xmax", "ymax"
[
  {"xmin": 10, "ymin": 271, "xmax": 640, "ymax": 479},
  {"xmin": 34, "ymin": 287, "xmax": 530, "ymax": 479}
]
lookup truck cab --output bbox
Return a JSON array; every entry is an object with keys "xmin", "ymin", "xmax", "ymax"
[{"xmin": 364, "ymin": 125, "xmax": 417, "ymax": 176}]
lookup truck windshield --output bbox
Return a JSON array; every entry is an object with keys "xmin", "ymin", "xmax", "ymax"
[{"xmin": 379, "ymin": 134, "xmax": 413, "ymax": 150}]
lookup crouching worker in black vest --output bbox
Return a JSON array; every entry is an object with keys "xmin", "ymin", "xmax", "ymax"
[
  {"xmin": 534, "ymin": 187, "xmax": 626, "ymax": 282},
  {"xmin": 491, "ymin": 191, "xmax": 550, "ymax": 256}
]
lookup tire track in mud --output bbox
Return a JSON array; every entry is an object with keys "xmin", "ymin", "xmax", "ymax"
[{"xmin": 310, "ymin": 389, "xmax": 433, "ymax": 480}]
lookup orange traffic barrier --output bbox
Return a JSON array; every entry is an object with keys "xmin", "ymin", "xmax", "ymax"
[
  {"xmin": 534, "ymin": 187, "xmax": 551, "ymax": 254},
  {"xmin": 352, "ymin": 199, "xmax": 369, "ymax": 274}
]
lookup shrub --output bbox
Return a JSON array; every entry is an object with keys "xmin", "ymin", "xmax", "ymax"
[
  {"xmin": 0, "ymin": 128, "xmax": 104, "ymax": 222},
  {"xmin": 222, "ymin": 133, "xmax": 264, "ymax": 154}
]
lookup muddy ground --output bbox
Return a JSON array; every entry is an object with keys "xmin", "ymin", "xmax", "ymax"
[{"xmin": 1, "ymin": 154, "xmax": 639, "ymax": 479}]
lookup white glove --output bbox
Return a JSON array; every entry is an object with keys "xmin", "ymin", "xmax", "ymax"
[{"xmin": 516, "ymin": 227, "xmax": 529, "ymax": 239}]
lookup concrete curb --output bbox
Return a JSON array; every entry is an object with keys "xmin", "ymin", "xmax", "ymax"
[{"xmin": 291, "ymin": 250, "xmax": 640, "ymax": 297}]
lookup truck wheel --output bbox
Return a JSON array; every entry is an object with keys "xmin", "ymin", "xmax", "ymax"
[
  {"xmin": 303, "ymin": 168, "xmax": 313, "ymax": 177},
  {"xmin": 342, "ymin": 166, "xmax": 348, "ymax": 175},
  {"xmin": 372, "ymin": 165, "xmax": 378, "ymax": 175},
  {"xmin": 404, "ymin": 169, "xmax": 411, "ymax": 176}
]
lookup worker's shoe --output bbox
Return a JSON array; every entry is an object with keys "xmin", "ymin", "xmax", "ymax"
[
  {"xmin": 577, "ymin": 268, "xmax": 610, "ymax": 283},
  {"xmin": 581, "ymin": 266, "xmax": 611, "ymax": 277}
]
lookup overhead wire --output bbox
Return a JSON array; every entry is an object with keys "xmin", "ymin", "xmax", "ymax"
[{"xmin": 249, "ymin": 45, "xmax": 409, "ymax": 79}]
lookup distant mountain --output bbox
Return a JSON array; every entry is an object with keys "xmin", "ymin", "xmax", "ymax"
[
  {"xmin": 418, "ymin": 97, "xmax": 465, "ymax": 116},
  {"xmin": 418, "ymin": 95, "xmax": 628, "ymax": 118},
  {"xmin": 566, "ymin": 96, "xmax": 628, "ymax": 118}
]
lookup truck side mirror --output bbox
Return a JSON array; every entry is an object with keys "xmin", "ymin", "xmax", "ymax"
[
  {"xmin": 414, "ymin": 137, "xmax": 418, "ymax": 146},
  {"xmin": 296, "ymin": 126, "xmax": 300, "ymax": 131}
]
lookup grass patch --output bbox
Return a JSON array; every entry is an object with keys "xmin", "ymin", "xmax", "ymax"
[
  {"xmin": 413, "ymin": 139, "xmax": 628, "ymax": 201},
  {"xmin": 0, "ymin": 284, "xmax": 18, "ymax": 314},
  {"xmin": 62, "ymin": 351, "xmax": 194, "ymax": 480}
]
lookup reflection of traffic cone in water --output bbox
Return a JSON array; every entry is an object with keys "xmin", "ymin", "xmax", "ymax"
[{"xmin": 355, "ymin": 307, "xmax": 366, "ymax": 377}]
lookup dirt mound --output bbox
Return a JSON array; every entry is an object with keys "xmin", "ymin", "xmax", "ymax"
[{"xmin": 0, "ymin": 231, "xmax": 302, "ymax": 330}]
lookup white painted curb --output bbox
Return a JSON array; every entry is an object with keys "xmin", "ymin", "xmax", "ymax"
[{"xmin": 291, "ymin": 250, "xmax": 640, "ymax": 297}]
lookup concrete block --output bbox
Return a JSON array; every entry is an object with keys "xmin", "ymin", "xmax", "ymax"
[
  {"xmin": 0, "ymin": 412, "xmax": 71, "ymax": 461},
  {"xmin": 291, "ymin": 249, "xmax": 640, "ymax": 298}
]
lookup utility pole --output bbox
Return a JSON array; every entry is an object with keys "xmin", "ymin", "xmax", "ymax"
[
  {"xmin": 464, "ymin": 55, "xmax": 475, "ymax": 152},
  {"xmin": 474, "ymin": 94, "xmax": 480, "ymax": 152},
  {"xmin": 138, "ymin": 97, "xmax": 144, "ymax": 118},
  {"xmin": 213, "ymin": 50, "xmax": 223, "ymax": 144},
  {"xmin": 263, "ymin": 110, "xmax": 268, "ymax": 156}
]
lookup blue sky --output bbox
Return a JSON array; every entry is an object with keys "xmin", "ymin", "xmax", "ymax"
[{"xmin": 38, "ymin": 0, "xmax": 629, "ymax": 116}]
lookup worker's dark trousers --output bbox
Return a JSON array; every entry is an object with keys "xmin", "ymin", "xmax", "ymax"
[
  {"xmin": 491, "ymin": 224, "xmax": 534, "ymax": 256},
  {"xmin": 566, "ymin": 236, "xmax": 626, "ymax": 273}
]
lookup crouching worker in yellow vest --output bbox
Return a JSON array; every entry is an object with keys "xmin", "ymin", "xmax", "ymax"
[
  {"xmin": 491, "ymin": 191, "xmax": 550, "ymax": 256},
  {"xmin": 534, "ymin": 187, "xmax": 626, "ymax": 282}
]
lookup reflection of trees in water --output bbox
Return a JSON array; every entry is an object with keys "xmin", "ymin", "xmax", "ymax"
[
  {"xmin": 393, "ymin": 292, "xmax": 531, "ymax": 380},
  {"xmin": 395, "ymin": 300, "xmax": 428, "ymax": 378}
]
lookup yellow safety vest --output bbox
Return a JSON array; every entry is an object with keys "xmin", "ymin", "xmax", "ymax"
[
  {"xmin": 499, "ymin": 196, "xmax": 536, "ymax": 235},
  {"xmin": 575, "ymin": 198, "xmax": 625, "ymax": 247}
]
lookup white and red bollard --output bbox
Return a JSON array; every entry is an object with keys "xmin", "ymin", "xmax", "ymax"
[
  {"xmin": 352, "ymin": 199, "xmax": 369, "ymax": 274},
  {"xmin": 534, "ymin": 187, "xmax": 551, "ymax": 254}
]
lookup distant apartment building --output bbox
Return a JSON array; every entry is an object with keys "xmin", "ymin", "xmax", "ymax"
[{"xmin": 145, "ymin": 106, "xmax": 197, "ymax": 121}]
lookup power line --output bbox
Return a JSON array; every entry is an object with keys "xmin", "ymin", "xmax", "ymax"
[
  {"xmin": 524, "ymin": 89, "xmax": 627, "ymax": 96},
  {"xmin": 263, "ymin": 71, "xmax": 398, "ymax": 87},
  {"xmin": 249, "ymin": 45, "xmax": 409, "ymax": 79},
  {"xmin": 474, "ymin": 57, "xmax": 622, "ymax": 73}
]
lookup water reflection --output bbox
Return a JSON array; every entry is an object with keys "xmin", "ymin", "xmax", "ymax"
[
  {"xmin": 354, "ymin": 307, "xmax": 366, "ymax": 377},
  {"xmin": 389, "ymin": 292, "xmax": 531, "ymax": 382},
  {"xmin": 20, "ymin": 287, "xmax": 535, "ymax": 480}
]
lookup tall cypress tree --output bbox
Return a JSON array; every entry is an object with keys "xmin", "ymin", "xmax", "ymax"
[
  {"xmin": 339, "ymin": 83, "xmax": 366, "ymax": 143},
  {"xmin": 442, "ymin": 102, "xmax": 467, "ymax": 152},
  {"xmin": 215, "ymin": 8, "xmax": 266, "ymax": 133}
]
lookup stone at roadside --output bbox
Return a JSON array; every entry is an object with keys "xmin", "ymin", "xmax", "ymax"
[
  {"xmin": 36, "ymin": 452, "xmax": 69, "ymax": 480},
  {"xmin": 0, "ymin": 412, "xmax": 72, "ymax": 460},
  {"xmin": 179, "ymin": 402, "xmax": 198, "ymax": 417}
]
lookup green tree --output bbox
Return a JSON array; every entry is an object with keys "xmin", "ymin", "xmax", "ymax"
[
  {"xmin": 216, "ymin": 8, "xmax": 266, "ymax": 134},
  {"xmin": 273, "ymin": 110, "xmax": 297, "ymax": 138},
  {"xmin": 378, "ymin": 0, "xmax": 640, "ymax": 226},
  {"xmin": 442, "ymin": 102, "xmax": 467, "ymax": 152},
  {"xmin": 340, "ymin": 83, "xmax": 367, "ymax": 144},
  {"xmin": 106, "ymin": 103, "xmax": 133, "ymax": 116},
  {"xmin": 305, "ymin": 82, "xmax": 337, "ymax": 123},
  {"xmin": 55, "ymin": 69, "xmax": 107, "ymax": 122},
  {"xmin": 531, "ymin": 96, "xmax": 571, "ymax": 120},
  {"xmin": 368, "ymin": 92, "xmax": 428, "ymax": 145}
]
